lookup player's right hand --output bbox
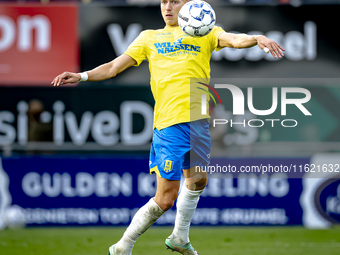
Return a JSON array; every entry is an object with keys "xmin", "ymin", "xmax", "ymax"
[{"xmin": 51, "ymin": 72, "xmax": 81, "ymax": 87}]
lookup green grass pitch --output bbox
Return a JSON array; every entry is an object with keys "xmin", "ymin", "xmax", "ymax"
[{"xmin": 1, "ymin": 226, "xmax": 339, "ymax": 255}]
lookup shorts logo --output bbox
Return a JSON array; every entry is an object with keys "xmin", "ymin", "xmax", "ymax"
[{"xmin": 164, "ymin": 160, "xmax": 173, "ymax": 173}]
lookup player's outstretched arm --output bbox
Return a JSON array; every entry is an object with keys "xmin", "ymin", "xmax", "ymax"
[
  {"xmin": 51, "ymin": 54, "xmax": 137, "ymax": 87},
  {"xmin": 218, "ymin": 32, "xmax": 285, "ymax": 59}
]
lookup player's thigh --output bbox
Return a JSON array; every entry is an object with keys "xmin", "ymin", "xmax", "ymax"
[
  {"xmin": 183, "ymin": 166, "xmax": 207, "ymax": 191},
  {"xmin": 154, "ymin": 175, "xmax": 181, "ymax": 211},
  {"xmin": 181, "ymin": 119, "xmax": 211, "ymax": 170},
  {"xmin": 150, "ymin": 126, "xmax": 190, "ymax": 181}
]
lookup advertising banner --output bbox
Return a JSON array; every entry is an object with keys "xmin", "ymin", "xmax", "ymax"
[
  {"xmin": 0, "ymin": 4, "xmax": 78, "ymax": 85},
  {"xmin": 0, "ymin": 86, "xmax": 154, "ymax": 150},
  {"xmin": 79, "ymin": 5, "xmax": 340, "ymax": 85},
  {"xmin": 0, "ymin": 85, "xmax": 339, "ymax": 154},
  {"xmin": 0, "ymin": 154, "xmax": 340, "ymax": 228},
  {"xmin": 1, "ymin": 154, "xmax": 339, "ymax": 228},
  {"xmin": 0, "ymin": 155, "xmax": 314, "ymax": 227}
]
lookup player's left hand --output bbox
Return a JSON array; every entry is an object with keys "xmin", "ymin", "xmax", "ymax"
[{"xmin": 256, "ymin": 35, "xmax": 285, "ymax": 59}]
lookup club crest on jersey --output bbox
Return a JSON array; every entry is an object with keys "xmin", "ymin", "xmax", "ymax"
[{"xmin": 164, "ymin": 160, "xmax": 173, "ymax": 173}]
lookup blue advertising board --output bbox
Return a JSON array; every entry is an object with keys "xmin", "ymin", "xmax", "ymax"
[{"xmin": 0, "ymin": 155, "xmax": 316, "ymax": 227}]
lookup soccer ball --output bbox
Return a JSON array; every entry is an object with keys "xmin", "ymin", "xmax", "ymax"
[
  {"xmin": 3, "ymin": 205, "xmax": 26, "ymax": 229},
  {"xmin": 178, "ymin": 0, "xmax": 216, "ymax": 37}
]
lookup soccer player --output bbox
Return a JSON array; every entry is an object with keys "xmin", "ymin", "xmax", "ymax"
[{"xmin": 51, "ymin": 1, "xmax": 284, "ymax": 254}]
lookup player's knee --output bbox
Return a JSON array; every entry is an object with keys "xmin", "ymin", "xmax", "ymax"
[
  {"xmin": 186, "ymin": 176, "xmax": 207, "ymax": 191},
  {"xmin": 157, "ymin": 198, "xmax": 175, "ymax": 211},
  {"xmin": 197, "ymin": 177, "xmax": 208, "ymax": 190}
]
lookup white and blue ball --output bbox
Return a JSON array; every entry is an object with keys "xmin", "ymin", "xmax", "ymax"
[
  {"xmin": 178, "ymin": 0, "xmax": 216, "ymax": 37},
  {"xmin": 3, "ymin": 205, "xmax": 26, "ymax": 229}
]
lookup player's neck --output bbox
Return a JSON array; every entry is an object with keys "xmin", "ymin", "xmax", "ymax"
[{"xmin": 165, "ymin": 24, "xmax": 179, "ymax": 28}]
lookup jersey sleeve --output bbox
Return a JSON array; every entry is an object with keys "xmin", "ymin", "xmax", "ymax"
[
  {"xmin": 208, "ymin": 26, "xmax": 226, "ymax": 52},
  {"xmin": 124, "ymin": 31, "xmax": 147, "ymax": 66}
]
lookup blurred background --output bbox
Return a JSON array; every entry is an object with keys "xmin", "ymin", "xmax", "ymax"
[{"xmin": 0, "ymin": 0, "xmax": 340, "ymax": 254}]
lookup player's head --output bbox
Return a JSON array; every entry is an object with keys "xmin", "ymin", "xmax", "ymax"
[{"xmin": 161, "ymin": 0, "xmax": 190, "ymax": 27}]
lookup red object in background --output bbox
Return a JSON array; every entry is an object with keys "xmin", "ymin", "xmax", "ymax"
[{"xmin": 0, "ymin": 4, "xmax": 79, "ymax": 86}]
